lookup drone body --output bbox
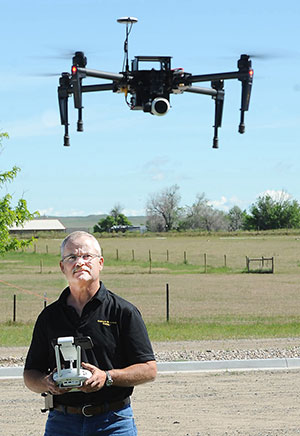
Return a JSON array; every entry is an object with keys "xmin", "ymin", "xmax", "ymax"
[{"xmin": 58, "ymin": 17, "xmax": 253, "ymax": 148}]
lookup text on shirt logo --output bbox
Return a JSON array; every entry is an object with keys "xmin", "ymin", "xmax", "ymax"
[{"xmin": 97, "ymin": 320, "xmax": 117, "ymax": 326}]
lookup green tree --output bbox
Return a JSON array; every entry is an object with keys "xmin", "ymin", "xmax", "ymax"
[
  {"xmin": 227, "ymin": 205, "xmax": 246, "ymax": 231},
  {"xmin": 93, "ymin": 206, "xmax": 132, "ymax": 233},
  {"xmin": 244, "ymin": 192, "xmax": 300, "ymax": 230},
  {"xmin": 94, "ymin": 215, "xmax": 115, "ymax": 233},
  {"xmin": 0, "ymin": 133, "xmax": 38, "ymax": 254}
]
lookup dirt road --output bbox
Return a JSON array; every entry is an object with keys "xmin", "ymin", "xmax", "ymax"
[
  {"xmin": 2, "ymin": 339, "xmax": 300, "ymax": 435},
  {"xmin": 1, "ymin": 369, "xmax": 300, "ymax": 435}
]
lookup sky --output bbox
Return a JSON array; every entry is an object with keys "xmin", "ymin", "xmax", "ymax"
[{"xmin": 1, "ymin": 0, "xmax": 300, "ymax": 217}]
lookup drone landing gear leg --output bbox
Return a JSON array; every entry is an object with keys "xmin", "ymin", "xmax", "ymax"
[
  {"xmin": 238, "ymin": 55, "xmax": 253, "ymax": 134},
  {"xmin": 58, "ymin": 73, "xmax": 71, "ymax": 146},
  {"xmin": 60, "ymin": 102, "xmax": 70, "ymax": 147},
  {"xmin": 238, "ymin": 77, "xmax": 252, "ymax": 134},
  {"xmin": 212, "ymin": 81, "xmax": 224, "ymax": 149},
  {"xmin": 63, "ymin": 111, "xmax": 70, "ymax": 147},
  {"xmin": 77, "ymin": 108, "xmax": 83, "ymax": 132},
  {"xmin": 64, "ymin": 125, "xmax": 70, "ymax": 147}
]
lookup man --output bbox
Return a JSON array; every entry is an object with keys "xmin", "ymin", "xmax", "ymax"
[{"xmin": 24, "ymin": 231, "xmax": 157, "ymax": 436}]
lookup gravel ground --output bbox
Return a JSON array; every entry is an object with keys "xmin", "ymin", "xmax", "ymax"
[
  {"xmin": 2, "ymin": 339, "xmax": 300, "ymax": 435},
  {"xmin": 1, "ymin": 338, "xmax": 300, "ymax": 367}
]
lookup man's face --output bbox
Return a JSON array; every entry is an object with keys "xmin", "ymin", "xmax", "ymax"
[{"xmin": 60, "ymin": 236, "xmax": 104, "ymax": 286}]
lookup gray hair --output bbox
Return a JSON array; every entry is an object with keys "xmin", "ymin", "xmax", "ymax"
[{"xmin": 60, "ymin": 231, "xmax": 102, "ymax": 258}]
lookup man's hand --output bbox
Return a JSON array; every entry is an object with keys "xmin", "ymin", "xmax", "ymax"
[
  {"xmin": 45, "ymin": 369, "xmax": 72, "ymax": 395},
  {"xmin": 80, "ymin": 362, "xmax": 106, "ymax": 393}
]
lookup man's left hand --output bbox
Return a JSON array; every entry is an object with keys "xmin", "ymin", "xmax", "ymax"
[{"xmin": 79, "ymin": 362, "xmax": 106, "ymax": 392}]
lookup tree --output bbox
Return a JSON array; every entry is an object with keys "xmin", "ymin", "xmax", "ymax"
[
  {"xmin": 146, "ymin": 185, "xmax": 181, "ymax": 232},
  {"xmin": 93, "ymin": 206, "xmax": 132, "ymax": 233},
  {"xmin": 227, "ymin": 206, "xmax": 246, "ymax": 231},
  {"xmin": 0, "ymin": 133, "xmax": 38, "ymax": 254},
  {"xmin": 244, "ymin": 192, "xmax": 300, "ymax": 230},
  {"xmin": 110, "ymin": 203, "xmax": 123, "ymax": 220},
  {"xmin": 181, "ymin": 193, "xmax": 229, "ymax": 231},
  {"xmin": 94, "ymin": 215, "xmax": 115, "ymax": 233}
]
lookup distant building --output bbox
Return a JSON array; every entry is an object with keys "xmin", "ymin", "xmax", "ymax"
[
  {"xmin": 9, "ymin": 219, "xmax": 66, "ymax": 235},
  {"xmin": 110, "ymin": 225, "xmax": 146, "ymax": 233}
]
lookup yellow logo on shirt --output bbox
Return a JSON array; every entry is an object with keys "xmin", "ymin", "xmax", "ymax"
[{"xmin": 97, "ymin": 320, "xmax": 117, "ymax": 327}]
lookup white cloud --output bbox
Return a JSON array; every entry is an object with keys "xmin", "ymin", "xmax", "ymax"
[
  {"xmin": 143, "ymin": 155, "xmax": 171, "ymax": 181},
  {"xmin": 38, "ymin": 207, "xmax": 86, "ymax": 217},
  {"xmin": 258, "ymin": 189, "xmax": 291, "ymax": 202},
  {"xmin": 208, "ymin": 195, "xmax": 246, "ymax": 212},
  {"xmin": 5, "ymin": 110, "xmax": 60, "ymax": 139},
  {"xmin": 123, "ymin": 208, "xmax": 146, "ymax": 216}
]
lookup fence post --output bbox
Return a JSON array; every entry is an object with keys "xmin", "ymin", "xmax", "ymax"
[
  {"xmin": 204, "ymin": 253, "xmax": 207, "ymax": 273},
  {"xmin": 44, "ymin": 293, "xmax": 47, "ymax": 309},
  {"xmin": 166, "ymin": 283, "xmax": 169, "ymax": 322},
  {"xmin": 116, "ymin": 249, "xmax": 119, "ymax": 261},
  {"xmin": 166, "ymin": 249, "xmax": 169, "ymax": 262},
  {"xmin": 40, "ymin": 259, "xmax": 43, "ymax": 274},
  {"xmin": 246, "ymin": 256, "xmax": 250, "ymax": 272},
  {"xmin": 184, "ymin": 251, "xmax": 187, "ymax": 264},
  {"xmin": 224, "ymin": 254, "xmax": 227, "ymax": 268},
  {"xmin": 132, "ymin": 249, "xmax": 135, "ymax": 261},
  {"xmin": 13, "ymin": 294, "xmax": 17, "ymax": 322}
]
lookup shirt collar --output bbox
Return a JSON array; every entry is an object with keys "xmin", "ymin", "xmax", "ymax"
[{"xmin": 59, "ymin": 282, "xmax": 107, "ymax": 305}]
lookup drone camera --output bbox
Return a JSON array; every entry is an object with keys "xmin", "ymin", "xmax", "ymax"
[{"xmin": 151, "ymin": 97, "xmax": 170, "ymax": 116}]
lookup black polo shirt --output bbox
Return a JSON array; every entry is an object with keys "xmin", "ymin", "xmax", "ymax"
[{"xmin": 25, "ymin": 282, "xmax": 155, "ymax": 406}]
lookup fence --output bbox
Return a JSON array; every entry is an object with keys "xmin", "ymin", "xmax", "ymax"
[
  {"xmin": 246, "ymin": 256, "xmax": 275, "ymax": 273},
  {"xmin": 6, "ymin": 285, "xmax": 173, "ymax": 323}
]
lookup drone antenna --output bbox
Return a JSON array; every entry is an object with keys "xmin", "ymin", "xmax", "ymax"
[{"xmin": 117, "ymin": 17, "xmax": 138, "ymax": 73}]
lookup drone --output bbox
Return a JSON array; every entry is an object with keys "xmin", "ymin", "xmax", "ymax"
[{"xmin": 57, "ymin": 17, "xmax": 254, "ymax": 149}]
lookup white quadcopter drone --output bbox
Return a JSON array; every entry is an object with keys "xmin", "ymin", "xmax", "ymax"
[{"xmin": 53, "ymin": 336, "xmax": 93, "ymax": 390}]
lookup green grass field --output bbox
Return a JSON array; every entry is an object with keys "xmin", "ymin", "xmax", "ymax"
[{"xmin": 1, "ymin": 233, "xmax": 300, "ymax": 345}]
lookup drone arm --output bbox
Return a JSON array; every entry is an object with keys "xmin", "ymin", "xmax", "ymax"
[
  {"xmin": 184, "ymin": 86, "xmax": 217, "ymax": 96},
  {"xmin": 189, "ymin": 71, "xmax": 241, "ymax": 84},
  {"xmin": 81, "ymin": 83, "xmax": 115, "ymax": 93},
  {"xmin": 77, "ymin": 67, "xmax": 125, "ymax": 81}
]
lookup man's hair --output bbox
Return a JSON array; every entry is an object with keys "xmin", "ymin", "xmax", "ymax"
[{"xmin": 60, "ymin": 231, "xmax": 102, "ymax": 258}]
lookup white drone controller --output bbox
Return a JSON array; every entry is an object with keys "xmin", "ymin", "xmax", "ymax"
[{"xmin": 53, "ymin": 336, "xmax": 92, "ymax": 391}]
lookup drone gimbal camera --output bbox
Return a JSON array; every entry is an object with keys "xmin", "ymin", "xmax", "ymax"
[
  {"xmin": 52, "ymin": 336, "xmax": 93, "ymax": 390},
  {"xmin": 57, "ymin": 16, "xmax": 254, "ymax": 148}
]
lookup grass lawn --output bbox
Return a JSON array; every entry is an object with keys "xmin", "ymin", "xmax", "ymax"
[{"xmin": 1, "ymin": 233, "xmax": 300, "ymax": 345}]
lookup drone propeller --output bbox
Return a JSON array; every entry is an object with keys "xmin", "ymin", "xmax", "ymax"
[{"xmin": 222, "ymin": 49, "xmax": 295, "ymax": 61}]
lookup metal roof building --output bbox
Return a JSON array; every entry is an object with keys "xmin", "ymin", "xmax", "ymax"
[{"xmin": 9, "ymin": 219, "xmax": 66, "ymax": 233}]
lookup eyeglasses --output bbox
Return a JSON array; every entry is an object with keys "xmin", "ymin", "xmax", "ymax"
[{"xmin": 61, "ymin": 253, "xmax": 100, "ymax": 263}]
